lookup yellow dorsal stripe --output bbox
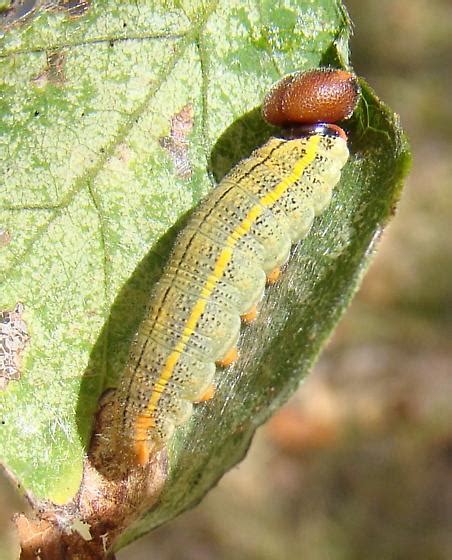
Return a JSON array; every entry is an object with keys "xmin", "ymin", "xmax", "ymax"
[{"xmin": 135, "ymin": 134, "xmax": 321, "ymax": 439}]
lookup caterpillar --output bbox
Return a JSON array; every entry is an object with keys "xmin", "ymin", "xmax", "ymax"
[{"xmin": 114, "ymin": 68, "xmax": 360, "ymax": 466}]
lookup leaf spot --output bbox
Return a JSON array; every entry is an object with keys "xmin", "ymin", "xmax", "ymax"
[
  {"xmin": 0, "ymin": 0, "xmax": 91, "ymax": 28},
  {"xmin": 0, "ymin": 302, "xmax": 29, "ymax": 390},
  {"xmin": 31, "ymin": 50, "xmax": 66, "ymax": 88},
  {"xmin": 159, "ymin": 104, "xmax": 195, "ymax": 180},
  {"xmin": 58, "ymin": 0, "xmax": 92, "ymax": 18},
  {"xmin": 0, "ymin": 228, "xmax": 11, "ymax": 248}
]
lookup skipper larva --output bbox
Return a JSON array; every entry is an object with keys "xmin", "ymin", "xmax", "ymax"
[{"xmin": 114, "ymin": 69, "xmax": 360, "ymax": 465}]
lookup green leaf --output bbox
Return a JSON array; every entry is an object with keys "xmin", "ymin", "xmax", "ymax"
[{"xmin": 0, "ymin": 0, "xmax": 410, "ymax": 550}]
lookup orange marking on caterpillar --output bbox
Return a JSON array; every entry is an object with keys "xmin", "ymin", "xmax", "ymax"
[
  {"xmin": 216, "ymin": 346, "xmax": 239, "ymax": 368},
  {"xmin": 266, "ymin": 267, "xmax": 281, "ymax": 285},
  {"xmin": 195, "ymin": 384, "xmax": 216, "ymax": 402},
  {"xmin": 241, "ymin": 305, "xmax": 259, "ymax": 324}
]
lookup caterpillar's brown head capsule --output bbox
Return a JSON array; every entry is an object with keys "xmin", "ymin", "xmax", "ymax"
[{"xmin": 262, "ymin": 68, "xmax": 360, "ymax": 127}]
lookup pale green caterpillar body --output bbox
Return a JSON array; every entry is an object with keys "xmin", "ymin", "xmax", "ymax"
[{"xmin": 113, "ymin": 69, "xmax": 360, "ymax": 465}]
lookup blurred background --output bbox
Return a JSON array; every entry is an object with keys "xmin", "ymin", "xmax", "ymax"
[{"xmin": 2, "ymin": 1, "xmax": 451, "ymax": 558}]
